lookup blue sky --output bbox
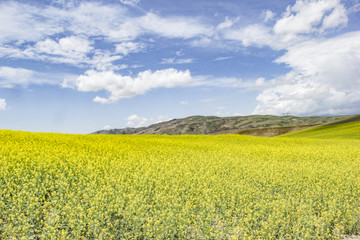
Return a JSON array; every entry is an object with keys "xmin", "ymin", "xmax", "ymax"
[{"xmin": 0, "ymin": 0, "xmax": 360, "ymax": 133}]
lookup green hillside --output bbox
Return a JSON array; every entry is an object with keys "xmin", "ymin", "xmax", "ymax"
[{"xmin": 279, "ymin": 115, "xmax": 360, "ymax": 139}]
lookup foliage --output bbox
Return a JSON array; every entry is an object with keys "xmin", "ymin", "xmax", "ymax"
[{"xmin": 1, "ymin": 130, "xmax": 360, "ymax": 239}]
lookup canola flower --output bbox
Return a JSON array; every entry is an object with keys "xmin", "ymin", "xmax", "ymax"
[{"xmin": 1, "ymin": 130, "xmax": 360, "ymax": 239}]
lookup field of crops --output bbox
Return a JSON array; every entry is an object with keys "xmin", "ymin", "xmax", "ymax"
[
  {"xmin": 1, "ymin": 130, "xmax": 360, "ymax": 239},
  {"xmin": 280, "ymin": 121, "xmax": 360, "ymax": 139}
]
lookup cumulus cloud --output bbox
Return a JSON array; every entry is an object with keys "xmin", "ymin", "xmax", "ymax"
[
  {"xmin": 219, "ymin": 0, "xmax": 359, "ymax": 116},
  {"xmin": 26, "ymin": 36, "xmax": 94, "ymax": 65},
  {"xmin": 35, "ymin": 36, "xmax": 92, "ymax": 57},
  {"xmin": 253, "ymin": 31, "xmax": 360, "ymax": 115},
  {"xmin": 273, "ymin": 0, "xmax": 347, "ymax": 39},
  {"xmin": 223, "ymin": 0, "xmax": 348, "ymax": 50},
  {"xmin": 127, "ymin": 114, "xmax": 148, "ymax": 127},
  {"xmin": 66, "ymin": 68, "xmax": 193, "ymax": 103},
  {"xmin": 0, "ymin": 99, "xmax": 6, "ymax": 110}
]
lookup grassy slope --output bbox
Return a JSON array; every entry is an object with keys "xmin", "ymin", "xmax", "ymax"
[
  {"xmin": 213, "ymin": 124, "xmax": 319, "ymax": 137},
  {"xmin": 279, "ymin": 115, "xmax": 360, "ymax": 139}
]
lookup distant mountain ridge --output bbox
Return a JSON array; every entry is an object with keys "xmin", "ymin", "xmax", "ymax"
[{"xmin": 92, "ymin": 115, "xmax": 354, "ymax": 136}]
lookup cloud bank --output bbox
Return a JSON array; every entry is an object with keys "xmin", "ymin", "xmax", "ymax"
[
  {"xmin": 215, "ymin": 0, "xmax": 360, "ymax": 115},
  {"xmin": 244, "ymin": 0, "xmax": 360, "ymax": 115},
  {"xmin": 0, "ymin": 0, "xmax": 359, "ymax": 116},
  {"xmin": 253, "ymin": 31, "xmax": 360, "ymax": 115}
]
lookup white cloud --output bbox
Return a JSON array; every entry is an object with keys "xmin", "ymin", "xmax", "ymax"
[
  {"xmin": 138, "ymin": 12, "xmax": 212, "ymax": 39},
  {"xmin": 51, "ymin": 0, "xmax": 79, "ymax": 8},
  {"xmin": 255, "ymin": 77, "xmax": 265, "ymax": 87},
  {"xmin": 68, "ymin": 68, "xmax": 193, "ymax": 103},
  {"xmin": 161, "ymin": 58, "xmax": 194, "ymax": 64},
  {"xmin": 263, "ymin": 10, "xmax": 276, "ymax": 22},
  {"xmin": 35, "ymin": 36, "xmax": 93, "ymax": 57},
  {"xmin": 103, "ymin": 125, "xmax": 112, "ymax": 130},
  {"xmin": 0, "ymin": 2, "xmax": 63, "ymax": 43},
  {"xmin": 273, "ymin": 0, "xmax": 347, "ymax": 39},
  {"xmin": 321, "ymin": 3, "xmax": 348, "ymax": 31},
  {"xmin": 127, "ymin": 114, "xmax": 148, "ymax": 127},
  {"xmin": 0, "ymin": 66, "xmax": 77, "ymax": 89},
  {"xmin": 88, "ymin": 50, "xmax": 123, "ymax": 71},
  {"xmin": 223, "ymin": 0, "xmax": 348, "ymax": 50},
  {"xmin": 109, "ymin": 12, "xmax": 211, "ymax": 41},
  {"xmin": 224, "ymin": 24, "xmax": 278, "ymax": 48},
  {"xmin": 217, "ymin": 17, "xmax": 239, "ymax": 30},
  {"xmin": 348, "ymin": 3, "xmax": 360, "ymax": 14},
  {"xmin": 217, "ymin": 77, "xmax": 243, "ymax": 87},
  {"xmin": 127, "ymin": 114, "xmax": 170, "ymax": 127},
  {"xmin": 0, "ymin": 66, "xmax": 44, "ymax": 87},
  {"xmin": 176, "ymin": 58, "xmax": 194, "ymax": 64},
  {"xmin": 161, "ymin": 58, "xmax": 175, "ymax": 64},
  {"xmin": 176, "ymin": 50, "xmax": 184, "ymax": 57},
  {"xmin": 0, "ymin": 2, "xmax": 210, "ymax": 68},
  {"xmin": 194, "ymin": 76, "xmax": 246, "ymax": 88},
  {"xmin": 115, "ymin": 42, "xmax": 145, "ymax": 55},
  {"xmin": 180, "ymin": 101, "xmax": 189, "ymax": 105},
  {"xmin": 156, "ymin": 115, "xmax": 170, "ymax": 123},
  {"xmin": 119, "ymin": 0, "xmax": 140, "ymax": 7},
  {"xmin": 0, "ymin": 47, "xmax": 122, "ymax": 72},
  {"xmin": 190, "ymin": 36, "xmax": 213, "ymax": 47},
  {"xmin": 0, "ymin": 99, "xmax": 6, "ymax": 110},
  {"xmin": 253, "ymin": 31, "xmax": 360, "ymax": 116},
  {"xmin": 213, "ymin": 56, "xmax": 233, "ymax": 61},
  {"xmin": 26, "ymin": 36, "xmax": 94, "ymax": 65},
  {"xmin": 60, "ymin": 2, "xmax": 129, "ymax": 39},
  {"xmin": 217, "ymin": 0, "xmax": 360, "ymax": 116},
  {"xmin": 0, "ymin": 36, "xmax": 117, "ymax": 69}
]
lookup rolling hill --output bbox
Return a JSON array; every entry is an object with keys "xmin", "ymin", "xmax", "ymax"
[{"xmin": 92, "ymin": 114, "xmax": 353, "ymax": 136}]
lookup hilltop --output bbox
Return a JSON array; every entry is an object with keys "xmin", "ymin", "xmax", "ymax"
[{"xmin": 92, "ymin": 115, "xmax": 353, "ymax": 136}]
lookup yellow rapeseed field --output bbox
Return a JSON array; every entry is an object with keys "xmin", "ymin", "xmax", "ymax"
[{"xmin": 1, "ymin": 130, "xmax": 360, "ymax": 239}]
